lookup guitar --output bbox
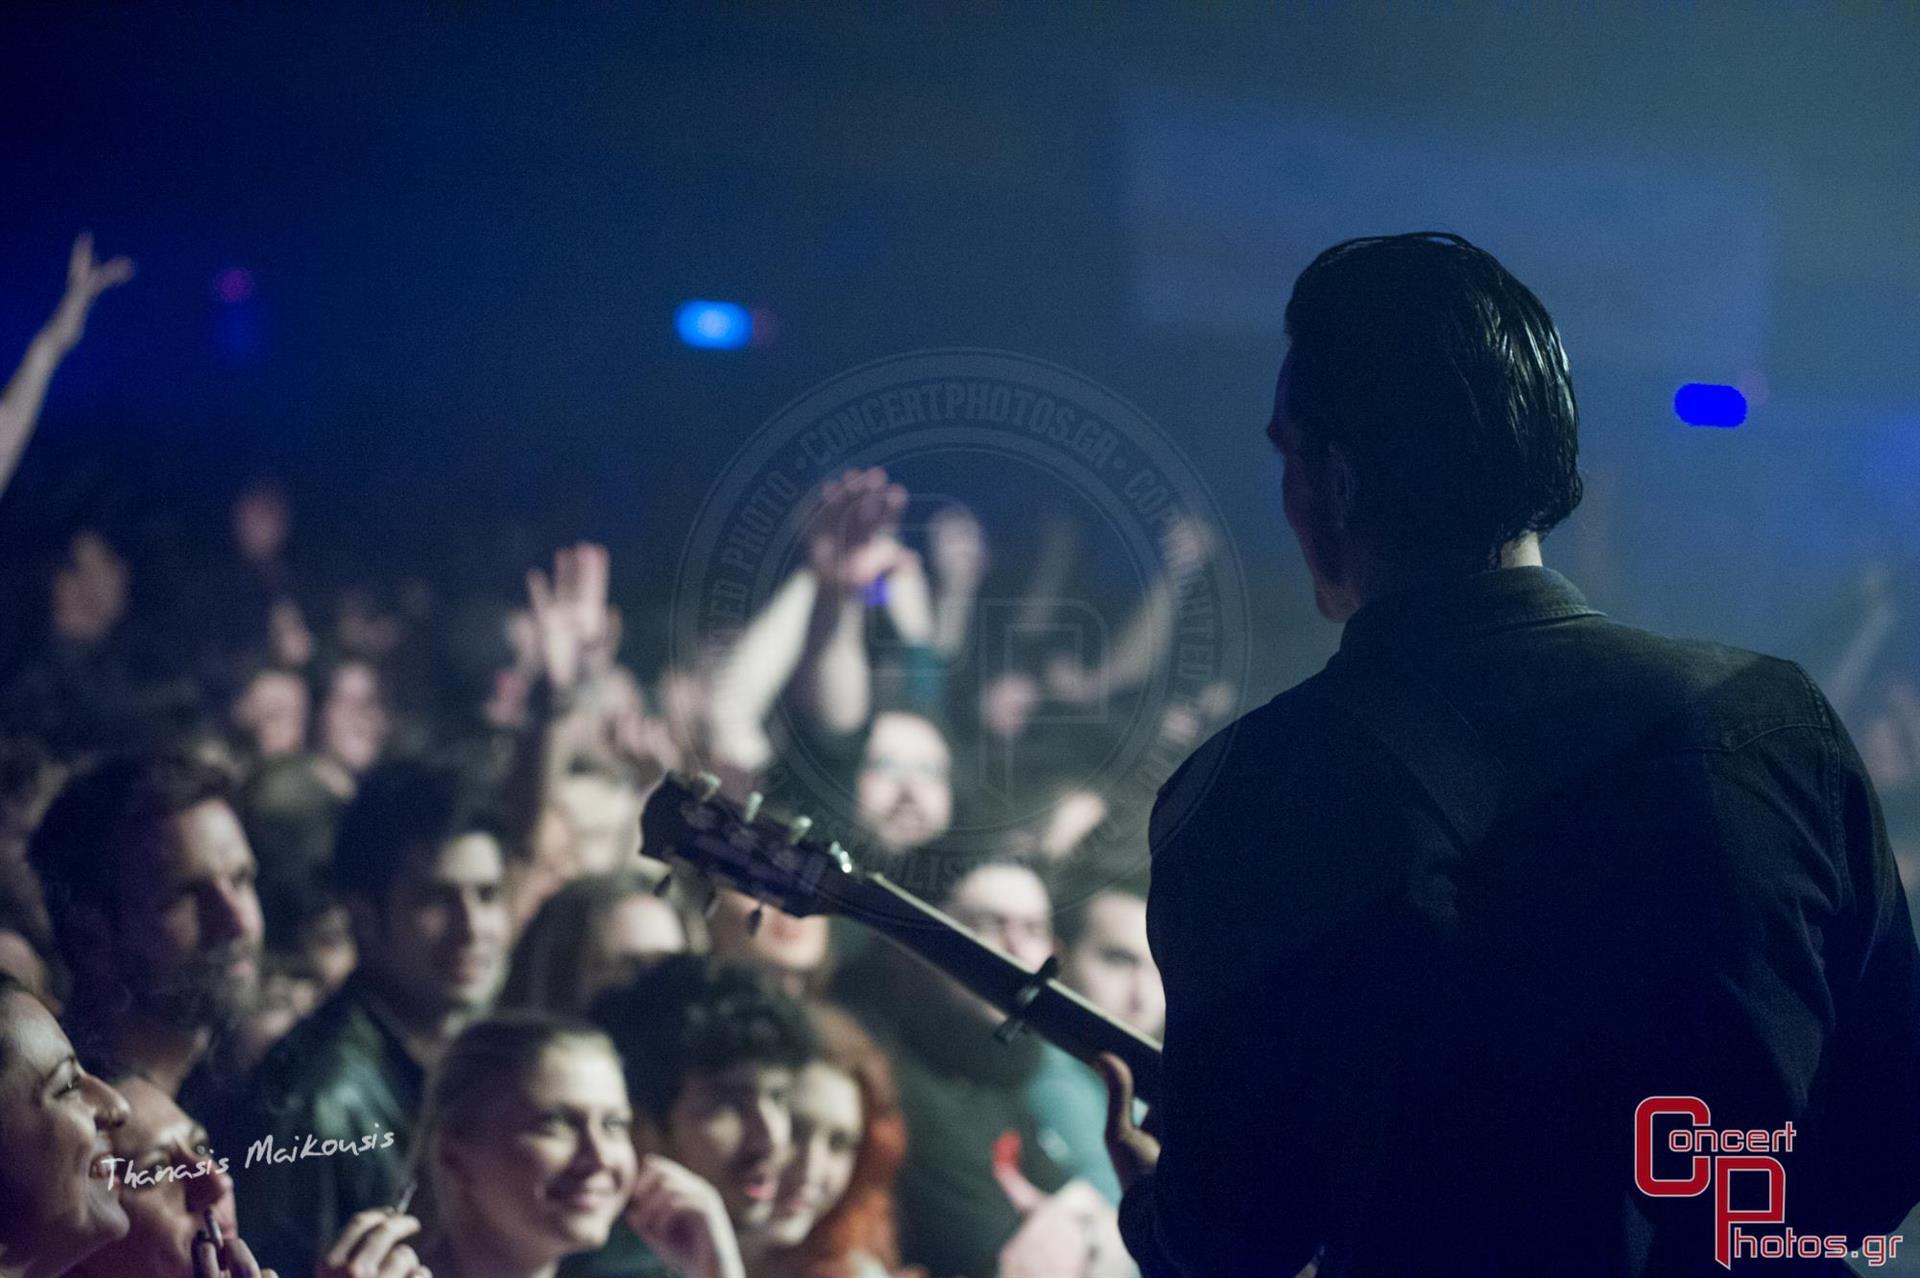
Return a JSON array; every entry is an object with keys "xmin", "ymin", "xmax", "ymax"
[{"xmin": 640, "ymin": 771, "xmax": 1164, "ymax": 1105}]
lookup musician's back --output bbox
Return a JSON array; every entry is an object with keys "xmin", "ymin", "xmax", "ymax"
[{"xmin": 1122, "ymin": 565, "xmax": 1920, "ymax": 1276}]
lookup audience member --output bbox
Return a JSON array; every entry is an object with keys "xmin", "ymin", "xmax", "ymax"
[
  {"xmin": 502, "ymin": 870, "xmax": 695, "ymax": 1016},
  {"xmin": 706, "ymin": 889, "xmax": 831, "ymax": 1001},
  {"xmin": 408, "ymin": 1013, "xmax": 638, "ymax": 1278},
  {"xmin": 28, "ymin": 753, "xmax": 265, "ymax": 1098},
  {"xmin": 566, "ymin": 956, "xmax": 818, "ymax": 1278},
  {"xmin": 0, "ymin": 971, "xmax": 133, "ymax": 1278},
  {"xmin": 757, "ymin": 1004, "xmax": 910, "ymax": 1278},
  {"xmin": 10, "ymin": 221, "xmax": 1909, "ymax": 1278},
  {"xmin": 68, "ymin": 1067, "xmax": 237, "ymax": 1278},
  {"xmin": 832, "ymin": 854, "xmax": 1122, "ymax": 1278},
  {"xmin": 310, "ymin": 655, "xmax": 391, "ymax": 798},
  {"xmin": 224, "ymin": 756, "xmax": 510, "ymax": 1276},
  {"xmin": 0, "ymin": 233, "xmax": 134, "ymax": 499},
  {"xmin": 228, "ymin": 665, "xmax": 310, "ymax": 765},
  {"xmin": 1026, "ymin": 863, "xmax": 1160, "ymax": 1207}
]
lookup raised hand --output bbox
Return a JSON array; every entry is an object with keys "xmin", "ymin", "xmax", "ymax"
[
  {"xmin": 40, "ymin": 232, "xmax": 136, "ymax": 356},
  {"xmin": 807, "ymin": 468, "xmax": 908, "ymax": 593},
  {"xmin": 315, "ymin": 1208, "xmax": 430, "ymax": 1278},
  {"xmin": 1159, "ymin": 516, "xmax": 1214, "ymax": 579},
  {"xmin": 1044, "ymin": 652, "xmax": 1102, "ymax": 706},
  {"xmin": 879, "ymin": 540, "xmax": 936, "ymax": 645},
  {"xmin": 50, "ymin": 530, "xmax": 130, "ymax": 645},
  {"xmin": 624, "ymin": 1154, "xmax": 746, "ymax": 1278},
  {"xmin": 928, "ymin": 502, "xmax": 987, "ymax": 590},
  {"xmin": 268, "ymin": 598, "xmax": 315, "ymax": 669},
  {"xmin": 603, "ymin": 664, "xmax": 684, "ymax": 781},
  {"xmin": 994, "ymin": 1167, "xmax": 1111, "ymax": 1278},
  {"xmin": 526, "ymin": 542, "xmax": 616, "ymax": 691}
]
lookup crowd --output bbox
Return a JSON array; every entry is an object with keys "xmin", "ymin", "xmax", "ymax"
[
  {"xmin": 6, "ymin": 229, "xmax": 1918, "ymax": 1278},
  {"xmin": 0, "ymin": 235, "xmax": 1217, "ymax": 1278}
]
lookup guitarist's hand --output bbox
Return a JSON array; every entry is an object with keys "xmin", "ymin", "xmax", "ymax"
[
  {"xmin": 1095, "ymin": 1053, "xmax": 1160, "ymax": 1194},
  {"xmin": 1094, "ymin": 1055, "xmax": 1319, "ymax": 1278}
]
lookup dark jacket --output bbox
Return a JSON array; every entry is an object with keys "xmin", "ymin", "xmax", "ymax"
[
  {"xmin": 220, "ymin": 973, "xmax": 424, "ymax": 1276},
  {"xmin": 1120, "ymin": 567, "xmax": 1920, "ymax": 1277}
]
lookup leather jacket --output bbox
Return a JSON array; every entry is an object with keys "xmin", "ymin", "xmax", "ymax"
[{"xmin": 219, "ymin": 973, "xmax": 424, "ymax": 1276}]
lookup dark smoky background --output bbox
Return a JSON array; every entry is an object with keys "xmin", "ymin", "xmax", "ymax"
[{"xmin": 3, "ymin": 3, "xmax": 1916, "ymax": 703}]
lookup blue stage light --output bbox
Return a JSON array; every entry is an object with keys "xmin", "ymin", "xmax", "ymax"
[
  {"xmin": 1674, "ymin": 383, "xmax": 1747, "ymax": 427},
  {"xmin": 675, "ymin": 301, "xmax": 752, "ymax": 350}
]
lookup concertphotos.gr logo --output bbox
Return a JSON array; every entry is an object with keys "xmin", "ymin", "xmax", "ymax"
[
  {"xmin": 1636, "ymin": 1097, "xmax": 1904, "ymax": 1269},
  {"xmin": 668, "ymin": 348, "xmax": 1251, "ymax": 907}
]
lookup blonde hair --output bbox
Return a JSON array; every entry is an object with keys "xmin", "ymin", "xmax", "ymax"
[{"xmin": 411, "ymin": 1011, "xmax": 621, "ymax": 1236}]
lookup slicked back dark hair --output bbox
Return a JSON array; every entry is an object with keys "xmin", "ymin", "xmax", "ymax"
[
  {"xmin": 588, "ymin": 954, "xmax": 815, "ymax": 1125},
  {"xmin": 331, "ymin": 756, "xmax": 502, "ymax": 904},
  {"xmin": 28, "ymin": 752, "xmax": 234, "ymax": 930},
  {"xmin": 1280, "ymin": 231, "xmax": 1582, "ymax": 569}
]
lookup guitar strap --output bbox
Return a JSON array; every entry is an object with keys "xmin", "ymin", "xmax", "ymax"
[{"xmin": 1308, "ymin": 646, "xmax": 1504, "ymax": 854}]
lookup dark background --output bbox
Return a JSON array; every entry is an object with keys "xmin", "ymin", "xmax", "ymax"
[{"xmin": 5, "ymin": 3, "xmax": 1917, "ymax": 699}]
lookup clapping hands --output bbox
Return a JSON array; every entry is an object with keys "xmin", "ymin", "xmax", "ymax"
[{"xmin": 807, "ymin": 468, "xmax": 909, "ymax": 593}]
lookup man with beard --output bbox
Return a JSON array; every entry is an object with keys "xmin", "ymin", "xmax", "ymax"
[
  {"xmin": 29, "ymin": 753, "xmax": 266, "ymax": 1098},
  {"xmin": 222, "ymin": 755, "xmax": 511, "ymax": 1276},
  {"xmin": 851, "ymin": 709, "xmax": 954, "ymax": 864}
]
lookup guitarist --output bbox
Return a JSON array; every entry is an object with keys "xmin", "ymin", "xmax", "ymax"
[{"xmin": 1104, "ymin": 233, "xmax": 1920, "ymax": 1276}]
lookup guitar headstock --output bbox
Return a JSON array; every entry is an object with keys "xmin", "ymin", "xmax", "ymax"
[{"xmin": 640, "ymin": 772, "xmax": 859, "ymax": 918}]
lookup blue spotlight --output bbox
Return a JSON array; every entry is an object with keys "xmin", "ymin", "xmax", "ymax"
[
  {"xmin": 675, "ymin": 300, "xmax": 752, "ymax": 350},
  {"xmin": 1674, "ymin": 383, "xmax": 1747, "ymax": 427}
]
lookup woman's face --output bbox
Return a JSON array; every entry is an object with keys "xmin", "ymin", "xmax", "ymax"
[
  {"xmin": 438, "ymin": 1040, "xmax": 638, "ymax": 1262},
  {"xmin": 580, "ymin": 896, "xmax": 687, "ymax": 1009},
  {"xmin": 319, "ymin": 661, "xmax": 389, "ymax": 775},
  {"xmin": 233, "ymin": 670, "xmax": 309, "ymax": 760},
  {"xmin": 0, "ymin": 991, "xmax": 131, "ymax": 1273},
  {"xmin": 78, "ymin": 1077, "xmax": 237, "ymax": 1278},
  {"xmin": 707, "ymin": 892, "xmax": 829, "ymax": 996},
  {"xmin": 762, "ymin": 1063, "xmax": 863, "ymax": 1249}
]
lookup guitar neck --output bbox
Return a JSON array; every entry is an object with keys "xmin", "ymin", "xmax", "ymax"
[
  {"xmin": 635, "ymin": 773, "xmax": 1164, "ymax": 1105},
  {"xmin": 827, "ymin": 870, "xmax": 1163, "ymax": 1106}
]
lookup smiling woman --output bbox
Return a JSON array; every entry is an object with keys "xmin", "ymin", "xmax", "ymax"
[
  {"xmin": 411, "ymin": 1013, "xmax": 640, "ymax": 1278},
  {"xmin": 0, "ymin": 973, "xmax": 133, "ymax": 1278},
  {"xmin": 68, "ymin": 1072, "xmax": 238, "ymax": 1278}
]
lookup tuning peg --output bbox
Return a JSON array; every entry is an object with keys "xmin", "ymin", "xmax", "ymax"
[
  {"xmin": 741, "ymin": 791, "xmax": 764, "ymax": 824},
  {"xmin": 783, "ymin": 815, "xmax": 813, "ymax": 845},
  {"xmin": 695, "ymin": 772, "xmax": 722, "ymax": 801},
  {"xmin": 827, "ymin": 840, "xmax": 853, "ymax": 873}
]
